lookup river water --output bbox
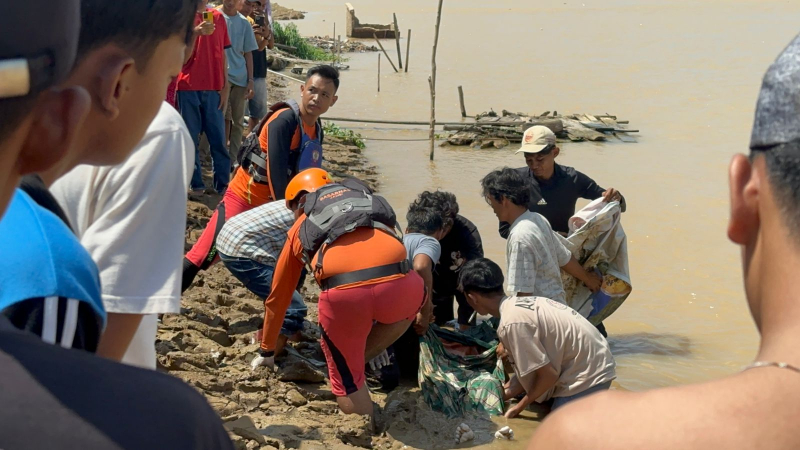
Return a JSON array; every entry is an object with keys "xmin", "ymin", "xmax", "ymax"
[{"xmin": 284, "ymin": 0, "xmax": 800, "ymax": 445}]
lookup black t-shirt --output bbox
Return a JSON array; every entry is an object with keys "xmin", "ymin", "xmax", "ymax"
[
  {"xmin": 253, "ymin": 48, "xmax": 267, "ymax": 79},
  {"xmin": 499, "ymin": 164, "xmax": 625, "ymax": 237},
  {"xmin": 0, "ymin": 317, "xmax": 234, "ymax": 450},
  {"xmin": 433, "ymin": 215, "xmax": 484, "ymax": 301}
]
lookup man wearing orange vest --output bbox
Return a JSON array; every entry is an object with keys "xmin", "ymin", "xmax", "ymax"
[
  {"xmin": 182, "ymin": 65, "xmax": 339, "ymax": 291},
  {"xmin": 252, "ymin": 169, "xmax": 425, "ymax": 418}
]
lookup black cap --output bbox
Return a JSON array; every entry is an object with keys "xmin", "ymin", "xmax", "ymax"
[
  {"xmin": 750, "ymin": 33, "xmax": 800, "ymax": 150},
  {"xmin": 0, "ymin": 0, "xmax": 81, "ymax": 99}
]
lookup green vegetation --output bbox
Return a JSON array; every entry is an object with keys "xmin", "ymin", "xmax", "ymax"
[
  {"xmin": 323, "ymin": 122, "xmax": 366, "ymax": 149},
  {"xmin": 273, "ymin": 22, "xmax": 332, "ymax": 61}
]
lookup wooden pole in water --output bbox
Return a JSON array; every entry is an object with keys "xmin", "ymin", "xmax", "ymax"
[
  {"xmin": 405, "ymin": 29, "xmax": 411, "ymax": 72},
  {"xmin": 429, "ymin": 0, "xmax": 444, "ymax": 160},
  {"xmin": 337, "ymin": 35, "xmax": 342, "ymax": 63},
  {"xmin": 377, "ymin": 54, "xmax": 381, "ymax": 92},
  {"xmin": 332, "ymin": 23, "xmax": 336, "ymax": 63},
  {"xmin": 373, "ymin": 33, "xmax": 398, "ymax": 72},
  {"xmin": 458, "ymin": 85, "xmax": 467, "ymax": 118},
  {"xmin": 393, "ymin": 13, "xmax": 403, "ymax": 69}
]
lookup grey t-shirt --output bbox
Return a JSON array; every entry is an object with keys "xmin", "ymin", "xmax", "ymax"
[{"xmin": 403, "ymin": 233, "xmax": 442, "ymax": 266}]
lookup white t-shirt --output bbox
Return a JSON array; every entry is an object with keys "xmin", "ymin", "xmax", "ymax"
[
  {"xmin": 506, "ymin": 210, "xmax": 571, "ymax": 303},
  {"xmin": 51, "ymin": 102, "xmax": 194, "ymax": 316},
  {"xmin": 498, "ymin": 295, "xmax": 616, "ymax": 401}
]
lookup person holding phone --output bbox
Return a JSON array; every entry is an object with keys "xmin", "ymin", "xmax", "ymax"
[
  {"xmin": 177, "ymin": 0, "xmax": 232, "ymax": 195},
  {"xmin": 242, "ymin": 0, "xmax": 274, "ymax": 135}
]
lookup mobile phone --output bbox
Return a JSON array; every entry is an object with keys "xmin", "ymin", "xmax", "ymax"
[
  {"xmin": 255, "ymin": 15, "xmax": 266, "ymax": 27},
  {"xmin": 203, "ymin": 11, "xmax": 213, "ymax": 23}
]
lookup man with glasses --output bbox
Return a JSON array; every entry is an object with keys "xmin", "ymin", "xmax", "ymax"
[{"xmin": 499, "ymin": 125, "xmax": 626, "ymax": 238}]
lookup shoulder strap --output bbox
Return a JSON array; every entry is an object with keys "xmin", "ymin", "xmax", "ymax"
[{"xmin": 253, "ymin": 101, "xmax": 300, "ymax": 138}]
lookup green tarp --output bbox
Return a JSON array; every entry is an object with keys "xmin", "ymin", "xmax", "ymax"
[{"xmin": 418, "ymin": 323, "xmax": 505, "ymax": 418}]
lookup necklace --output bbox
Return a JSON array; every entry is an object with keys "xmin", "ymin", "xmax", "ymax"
[{"xmin": 742, "ymin": 361, "xmax": 800, "ymax": 374}]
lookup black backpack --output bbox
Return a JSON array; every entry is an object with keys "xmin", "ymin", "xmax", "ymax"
[
  {"xmin": 237, "ymin": 100, "xmax": 324, "ymax": 184},
  {"xmin": 298, "ymin": 178, "xmax": 409, "ymax": 290}
]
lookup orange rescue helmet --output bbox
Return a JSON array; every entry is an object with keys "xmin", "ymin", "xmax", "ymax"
[{"xmin": 285, "ymin": 168, "xmax": 333, "ymax": 209}]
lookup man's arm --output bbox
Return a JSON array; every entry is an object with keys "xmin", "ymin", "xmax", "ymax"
[
  {"xmin": 264, "ymin": 110, "xmax": 298, "ymax": 200},
  {"xmin": 219, "ymin": 51, "xmax": 229, "ymax": 110},
  {"xmin": 561, "ymin": 257, "xmax": 601, "ymax": 293},
  {"xmin": 244, "ymin": 52, "xmax": 254, "ymax": 100},
  {"xmin": 578, "ymin": 171, "xmax": 626, "ymax": 212},
  {"xmin": 218, "ymin": 15, "xmax": 231, "ymax": 110},
  {"xmin": 185, "ymin": 21, "xmax": 215, "ymax": 64},
  {"xmin": 244, "ymin": 24, "xmax": 258, "ymax": 99},
  {"xmin": 96, "ymin": 314, "xmax": 143, "ymax": 360},
  {"xmin": 412, "ymin": 253, "xmax": 435, "ymax": 335},
  {"xmin": 506, "ymin": 363, "xmax": 559, "ymax": 418},
  {"xmin": 260, "ymin": 226, "xmax": 305, "ymax": 353}
]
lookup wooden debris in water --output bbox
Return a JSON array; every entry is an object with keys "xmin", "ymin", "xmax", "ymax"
[{"xmin": 442, "ymin": 109, "xmax": 639, "ymax": 148}]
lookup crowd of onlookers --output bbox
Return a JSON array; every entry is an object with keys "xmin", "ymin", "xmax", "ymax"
[{"xmin": 3, "ymin": 0, "xmax": 800, "ymax": 448}]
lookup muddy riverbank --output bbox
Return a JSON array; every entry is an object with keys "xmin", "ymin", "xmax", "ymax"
[{"xmin": 164, "ymin": 70, "xmax": 502, "ymax": 448}]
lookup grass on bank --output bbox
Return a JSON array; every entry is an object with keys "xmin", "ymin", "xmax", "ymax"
[
  {"xmin": 323, "ymin": 122, "xmax": 366, "ymax": 149},
  {"xmin": 274, "ymin": 22, "xmax": 332, "ymax": 61}
]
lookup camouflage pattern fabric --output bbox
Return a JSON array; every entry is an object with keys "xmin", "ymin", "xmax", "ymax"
[{"xmin": 418, "ymin": 324, "xmax": 505, "ymax": 418}]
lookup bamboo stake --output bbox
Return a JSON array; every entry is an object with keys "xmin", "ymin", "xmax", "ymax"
[
  {"xmin": 372, "ymin": 33, "xmax": 398, "ymax": 72},
  {"xmin": 332, "ymin": 23, "xmax": 336, "ymax": 63},
  {"xmin": 393, "ymin": 13, "xmax": 403, "ymax": 69},
  {"xmin": 429, "ymin": 0, "xmax": 444, "ymax": 160},
  {"xmin": 405, "ymin": 29, "xmax": 411, "ymax": 72},
  {"xmin": 458, "ymin": 85, "xmax": 467, "ymax": 117},
  {"xmin": 377, "ymin": 54, "xmax": 381, "ymax": 92}
]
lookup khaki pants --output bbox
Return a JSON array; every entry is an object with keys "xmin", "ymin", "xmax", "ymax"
[{"xmin": 225, "ymin": 83, "xmax": 247, "ymax": 164}]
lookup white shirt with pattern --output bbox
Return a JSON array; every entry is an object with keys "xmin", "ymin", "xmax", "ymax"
[
  {"xmin": 506, "ymin": 210, "xmax": 571, "ymax": 303},
  {"xmin": 216, "ymin": 200, "xmax": 295, "ymax": 266}
]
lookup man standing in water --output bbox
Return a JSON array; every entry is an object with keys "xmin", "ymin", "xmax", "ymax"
[
  {"xmin": 529, "ymin": 33, "xmax": 800, "ymax": 450},
  {"xmin": 500, "ymin": 125, "xmax": 625, "ymax": 237},
  {"xmin": 502, "ymin": 125, "xmax": 626, "ymax": 336}
]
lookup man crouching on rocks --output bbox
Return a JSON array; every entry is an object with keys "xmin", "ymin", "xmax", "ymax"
[
  {"xmin": 458, "ymin": 258, "xmax": 616, "ymax": 418},
  {"xmin": 252, "ymin": 168, "xmax": 425, "ymax": 417}
]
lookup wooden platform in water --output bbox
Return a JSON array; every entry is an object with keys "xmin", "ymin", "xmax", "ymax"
[{"xmin": 443, "ymin": 110, "xmax": 638, "ymax": 149}]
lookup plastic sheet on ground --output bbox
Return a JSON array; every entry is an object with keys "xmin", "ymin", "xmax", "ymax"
[
  {"xmin": 418, "ymin": 323, "xmax": 505, "ymax": 418},
  {"xmin": 561, "ymin": 200, "xmax": 632, "ymax": 325}
]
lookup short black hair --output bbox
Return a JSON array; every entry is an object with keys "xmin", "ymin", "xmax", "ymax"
[
  {"xmin": 412, "ymin": 190, "xmax": 459, "ymax": 229},
  {"xmin": 753, "ymin": 141, "xmax": 800, "ymax": 240},
  {"xmin": 406, "ymin": 205, "xmax": 444, "ymax": 235},
  {"xmin": 76, "ymin": 0, "xmax": 198, "ymax": 69},
  {"xmin": 458, "ymin": 258, "xmax": 505, "ymax": 295},
  {"xmin": 306, "ymin": 65, "xmax": 340, "ymax": 92},
  {"xmin": 480, "ymin": 167, "xmax": 531, "ymax": 207}
]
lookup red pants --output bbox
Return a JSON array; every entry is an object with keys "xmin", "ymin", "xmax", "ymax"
[
  {"xmin": 186, "ymin": 189, "xmax": 253, "ymax": 269},
  {"xmin": 318, "ymin": 272, "xmax": 424, "ymax": 397}
]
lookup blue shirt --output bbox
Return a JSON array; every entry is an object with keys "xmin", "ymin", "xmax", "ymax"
[
  {"xmin": 0, "ymin": 190, "xmax": 104, "ymax": 325},
  {"xmin": 221, "ymin": 10, "xmax": 258, "ymax": 87}
]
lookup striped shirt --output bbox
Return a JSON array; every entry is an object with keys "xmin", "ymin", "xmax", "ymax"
[{"xmin": 216, "ymin": 200, "xmax": 295, "ymax": 266}]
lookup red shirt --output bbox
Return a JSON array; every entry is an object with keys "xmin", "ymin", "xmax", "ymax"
[{"xmin": 177, "ymin": 9, "xmax": 231, "ymax": 92}]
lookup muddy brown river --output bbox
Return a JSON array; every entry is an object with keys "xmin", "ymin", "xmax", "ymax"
[{"xmin": 283, "ymin": 0, "xmax": 800, "ymax": 445}]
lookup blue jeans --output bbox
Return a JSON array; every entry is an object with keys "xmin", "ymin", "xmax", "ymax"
[
  {"xmin": 177, "ymin": 90, "xmax": 231, "ymax": 193},
  {"xmin": 219, "ymin": 254, "xmax": 307, "ymax": 336},
  {"xmin": 551, "ymin": 380, "xmax": 612, "ymax": 410}
]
